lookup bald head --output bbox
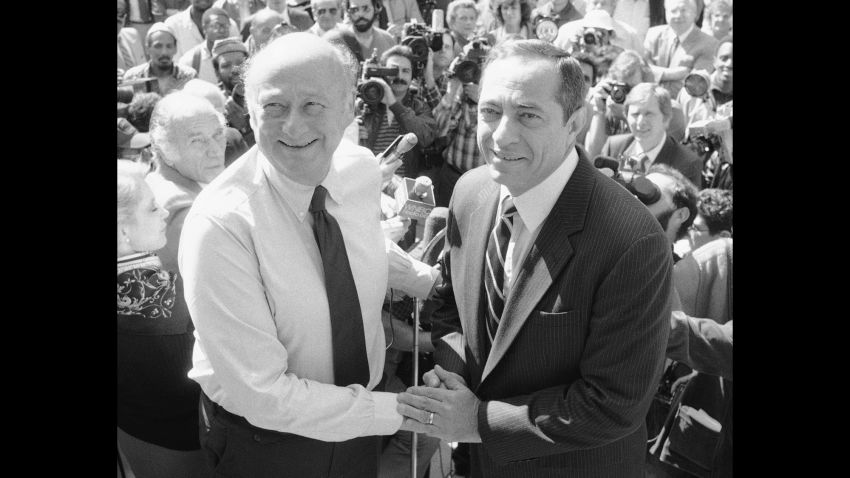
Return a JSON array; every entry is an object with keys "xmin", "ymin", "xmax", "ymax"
[
  {"xmin": 244, "ymin": 33, "xmax": 356, "ymax": 185},
  {"xmin": 245, "ymin": 33, "xmax": 352, "ymax": 108},
  {"xmin": 250, "ymin": 9, "xmax": 286, "ymax": 47}
]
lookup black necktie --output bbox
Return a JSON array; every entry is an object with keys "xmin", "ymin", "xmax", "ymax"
[
  {"xmin": 484, "ymin": 196, "xmax": 517, "ymax": 346},
  {"xmin": 309, "ymin": 185, "xmax": 370, "ymax": 387}
]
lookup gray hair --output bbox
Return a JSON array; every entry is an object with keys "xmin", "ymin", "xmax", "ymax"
[
  {"xmin": 182, "ymin": 79, "xmax": 228, "ymax": 113},
  {"xmin": 148, "ymin": 91, "xmax": 225, "ymax": 166},
  {"xmin": 482, "ymin": 39, "xmax": 588, "ymax": 122},
  {"xmin": 624, "ymin": 82, "xmax": 673, "ymax": 122},
  {"xmin": 447, "ymin": 0, "xmax": 479, "ymax": 26},
  {"xmin": 117, "ymin": 159, "xmax": 150, "ymax": 226}
]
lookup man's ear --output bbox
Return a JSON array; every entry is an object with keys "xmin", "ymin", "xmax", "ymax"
[
  {"xmin": 674, "ymin": 206, "xmax": 690, "ymax": 224},
  {"xmin": 718, "ymin": 230, "xmax": 732, "ymax": 238},
  {"xmin": 565, "ymin": 104, "xmax": 587, "ymax": 143}
]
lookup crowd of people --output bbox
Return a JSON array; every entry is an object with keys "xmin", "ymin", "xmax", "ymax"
[{"xmin": 117, "ymin": 0, "xmax": 733, "ymax": 477}]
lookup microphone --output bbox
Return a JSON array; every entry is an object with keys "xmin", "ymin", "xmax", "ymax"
[
  {"xmin": 379, "ymin": 133, "xmax": 418, "ymax": 167},
  {"xmin": 395, "ymin": 175, "xmax": 436, "ymax": 220},
  {"xmin": 593, "ymin": 155, "xmax": 619, "ymax": 177}
]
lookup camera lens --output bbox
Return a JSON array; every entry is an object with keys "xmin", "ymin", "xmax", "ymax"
[
  {"xmin": 454, "ymin": 60, "xmax": 480, "ymax": 84},
  {"xmin": 402, "ymin": 36, "xmax": 429, "ymax": 63},
  {"xmin": 583, "ymin": 32, "xmax": 597, "ymax": 45},
  {"xmin": 684, "ymin": 73, "xmax": 709, "ymax": 97},
  {"xmin": 358, "ymin": 80, "xmax": 384, "ymax": 105}
]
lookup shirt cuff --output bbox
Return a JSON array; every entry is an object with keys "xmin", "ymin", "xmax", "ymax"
[
  {"xmin": 386, "ymin": 239, "xmax": 440, "ymax": 299},
  {"xmin": 362, "ymin": 391, "xmax": 403, "ymax": 436}
]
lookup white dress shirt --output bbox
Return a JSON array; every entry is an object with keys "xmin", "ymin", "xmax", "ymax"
[
  {"xmin": 179, "ymin": 139, "xmax": 437, "ymax": 442},
  {"xmin": 499, "ymin": 148, "xmax": 579, "ymax": 295},
  {"xmin": 164, "ymin": 7, "xmax": 241, "ymax": 59},
  {"xmin": 624, "ymin": 133, "xmax": 667, "ymax": 169},
  {"xmin": 613, "ymin": 0, "xmax": 650, "ymax": 41}
]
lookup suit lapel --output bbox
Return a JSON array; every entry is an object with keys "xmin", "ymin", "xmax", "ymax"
[
  {"xmin": 458, "ymin": 179, "xmax": 501, "ymax": 370},
  {"xmin": 654, "ymin": 136, "xmax": 675, "ymax": 167},
  {"xmin": 480, "ymin": 151, "xmax": 597, "ymax": 383}
]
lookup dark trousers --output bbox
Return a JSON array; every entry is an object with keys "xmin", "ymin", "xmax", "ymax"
[{"xmin": 199, "ymin": 393, "xmax": 381, "ymax": 477}]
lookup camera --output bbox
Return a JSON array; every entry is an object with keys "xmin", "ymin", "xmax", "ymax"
[
  {"xmin": 684, "ymin": 70, "xmax": 711, "ymax": 98},
  {"xmin": 533, "ymin": 14, "xmax": 560, "ymax": 43},
  {"xmin": 606, "ymin": 81, "xmax": 631, "ymax": 104},
  {"xmin": 580, "ymin": 27, "xmax": 609, "ymax": 48},
  {"xmin": 357, "ymin": 63, "xmax": 400, "ymax": 105},
  {"xmin": 593, "ymin": 156, "xmax": 661, "ymax": 206},
  {"xmin": 446, "ymin": 39, "xmax": 490, "ymax": 84},
  {"xmin": 400, "ymin": 22, "xmax": 444, "ymax": 66}
]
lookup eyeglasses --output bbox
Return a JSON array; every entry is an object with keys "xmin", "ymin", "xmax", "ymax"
[
  {"xmin": 316, "ymin": 7, "xmax": 339, "ymax": 15},
  {"xmin": 347, "ymin": 5, "xmax": 372, "ymax": 15}
]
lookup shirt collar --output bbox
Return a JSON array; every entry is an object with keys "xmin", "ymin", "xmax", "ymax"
[
  {"xmin": 500, "ymin": 147, "xmax": 579, "ymax": 235},
  {"xmin": 258, "ymin": 149, "xmax": 345, "ymax": 223},
  {"xmin": 628, "ymin": 133, "xmax": 667, "ymax": 164},
  {"xmin": 676, "ymin": 24, "xmax": 694, "ymax": 43}
]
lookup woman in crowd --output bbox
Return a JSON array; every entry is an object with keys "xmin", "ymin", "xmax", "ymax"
[
  {"xmin": 117, "ymin": 160, "xmax": 207, "ymax": 477},
  {"xmin": 145, "ymin": 92, "xmax": 227, "ymax": 273},
  {"xmin": 484, "ymin": 0, "xmax": 535, "ymax": 45}
]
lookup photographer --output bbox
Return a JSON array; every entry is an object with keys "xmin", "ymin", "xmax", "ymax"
[
  {"xmin": 677, "ymin": 38, "xmax": 732, "ymax": 176},
  {"xmin": 419, "ymin": 28, "xmax": 458, "ymax": 111},
  {"xmin": 555, "ymin": 1, "xmax": 643, "ymax": 54},
  {"xmin": 357, "ymin": 45, "xmax": 437, "ymax": 179},
  {"xmin": 344, "ymin": 0, "xmax": 397, "ymax": 60},
  {"xmin": 600, "ymin": 82, "xmax": 702, "ymax": 187},
  {"xmin": 383, "ymin": 0, "xmax": 425, "ymax": 40},
  {"xmin": 431, "ymin": 38, "xmax": 489, "ymax": 206},
  {"xmin": 559, "ymin": 9, "xmax": 624, "ymax": 82}
]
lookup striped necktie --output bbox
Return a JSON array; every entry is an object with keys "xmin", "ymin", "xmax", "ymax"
[
  {"xmin": 309, "ymin": 185, "xmax": 371, "ymax": 387},
  {"xmin": 484, "ymin": 196, "xmax": 517, "ymax": 346}
]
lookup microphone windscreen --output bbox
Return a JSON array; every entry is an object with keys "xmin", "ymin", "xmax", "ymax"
[
  {"xmin": 593, "ymin": 155, "xmax": 619, "ymax": 172},
  {"xmin": 397, "ymin": 133, "xmax": 418, "ymax": 155}
]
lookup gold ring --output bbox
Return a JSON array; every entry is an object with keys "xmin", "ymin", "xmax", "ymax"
[{"xmin": 427, "ymin": 411, "xmax": 435, "ymax": 425}]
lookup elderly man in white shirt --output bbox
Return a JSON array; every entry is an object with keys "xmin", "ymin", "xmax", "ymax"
[{"xmin": 179, "ymin": 32, "xmax": 440, "ymax": 477}]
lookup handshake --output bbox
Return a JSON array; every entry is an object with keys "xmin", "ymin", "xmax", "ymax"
[{"xmin": 395, "ymin": 365, "xmax": 483, "ymax": 443}]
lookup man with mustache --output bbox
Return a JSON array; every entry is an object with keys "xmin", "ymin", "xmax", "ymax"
[
  {"xmin": 122, "ymin": 22, "xmax": 198, "ymax": 96},
  {"xmin": 344, "ymin": 0, "xmax": 396, "ymax": 60},
  {"xmin": 357, "ymin": 45, "xmax": 437, "ymax": 179}
]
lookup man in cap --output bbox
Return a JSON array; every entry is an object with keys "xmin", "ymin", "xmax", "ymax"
[
  {"xmin": 122, "ymin": 22, "xmax": 198, "ymax": 96},
  {"xmin": 178, "ymin": 7, "xmax": 235, "ymax": 83},
  {"xmin": 165, "ymin": 0, "xmax": 241, "ymax": 58},
  {"xmin": 209, "ymin": 38, "xmax": 253, "ymax": 145},
  {"xmin": 117, "ymin": 117, "xmax": 153, "ymax": 167},
  {"xmin": 556, "ymin": 0, "xmax": 643, "ymax": 54}
]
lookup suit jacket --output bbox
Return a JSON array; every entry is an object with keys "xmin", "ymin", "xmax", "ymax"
[
  {"xmin": 644, "ymin": 25, "xmax": 719, "ymax": 98},
  {"xmin": 601, "ymin": 134, "xmax": 703, "ymax": 188},
  {"xmin": 117, "ymin": 28, "xmax": 147, "ymax": 71},
  {"xmin": 430, "ymin": 149, "xmax": 673, "ymax": 477}
]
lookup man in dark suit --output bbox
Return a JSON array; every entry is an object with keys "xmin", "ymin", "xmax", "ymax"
[
  {"xmin": 397, "ymin": 40, "xmax": 673, "ymax": 477},
  {"xmin": 601, "ymin": 82, "xmax": 703, "ymax": 188}
]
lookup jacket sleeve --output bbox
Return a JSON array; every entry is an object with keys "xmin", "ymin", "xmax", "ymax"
[
  {"xmin": 478, "ymin": 231, "xmax": 673, "ymax": 463},
  {"xmin": 389, "ymin": 97, "xmax": 437, "ymax": 148}
]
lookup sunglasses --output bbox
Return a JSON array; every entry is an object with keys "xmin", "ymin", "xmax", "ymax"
[{"xmin": 316, "ymin": 7, "xmax": 339, "ymax": 15}]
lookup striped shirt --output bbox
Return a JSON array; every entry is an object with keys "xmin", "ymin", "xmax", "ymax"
[{"xmin": 434, "ymin": 97, "xmax": 482, "ymax": 173}]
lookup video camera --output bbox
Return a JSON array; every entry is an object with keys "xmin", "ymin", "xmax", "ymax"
[
  {"xmin": 593, "ymin": 156, "xmax": 661, "ymax": 206},
  {"xmin": 400, "ymin": 21, "xmax": 444, "ymax": 67},
  {"xmin": 357, "ymin": 52, "xmax": 399, "ymax": 106},
  {"xmin": 446, "ymin": 38, "xmax": 490, "ymax": 84}
]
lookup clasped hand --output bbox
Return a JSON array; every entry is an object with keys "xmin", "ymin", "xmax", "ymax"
[{"xmin": 397, "ymin": 365, "xmax": 482, "ymax": 443}]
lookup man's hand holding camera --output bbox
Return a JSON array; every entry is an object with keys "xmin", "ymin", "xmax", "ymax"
[{"xmin": 368, "ymin": 76, "xmax": 399, "ymax": 107}]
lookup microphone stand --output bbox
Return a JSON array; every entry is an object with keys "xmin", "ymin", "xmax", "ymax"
[{"xmin": 411, "ymin": 297, "xmax": 421, "ymax": 478}]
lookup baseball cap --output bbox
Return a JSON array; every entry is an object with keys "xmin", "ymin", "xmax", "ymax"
[{"xmin": 117, "ymin": 118, "xmax": 151, "ymax": 149}]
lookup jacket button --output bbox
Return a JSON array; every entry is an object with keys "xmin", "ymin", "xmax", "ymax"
[{"xmin": 253, "ymin": 434, "xmax": 261, "ymax": 442}]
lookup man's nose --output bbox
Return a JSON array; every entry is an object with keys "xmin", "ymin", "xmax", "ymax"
[{"xmin": 491, "ymin": 115, "xmax": 518, "ymax": 147}]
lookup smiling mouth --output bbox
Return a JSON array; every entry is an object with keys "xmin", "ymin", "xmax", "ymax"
[
  {"xmin": 494, "ymin": 152, "xmax": 524, "ymax": 162},
  {"xmin": 279, "ymin": 139, "xmax": 317, "ymax": 149}
]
